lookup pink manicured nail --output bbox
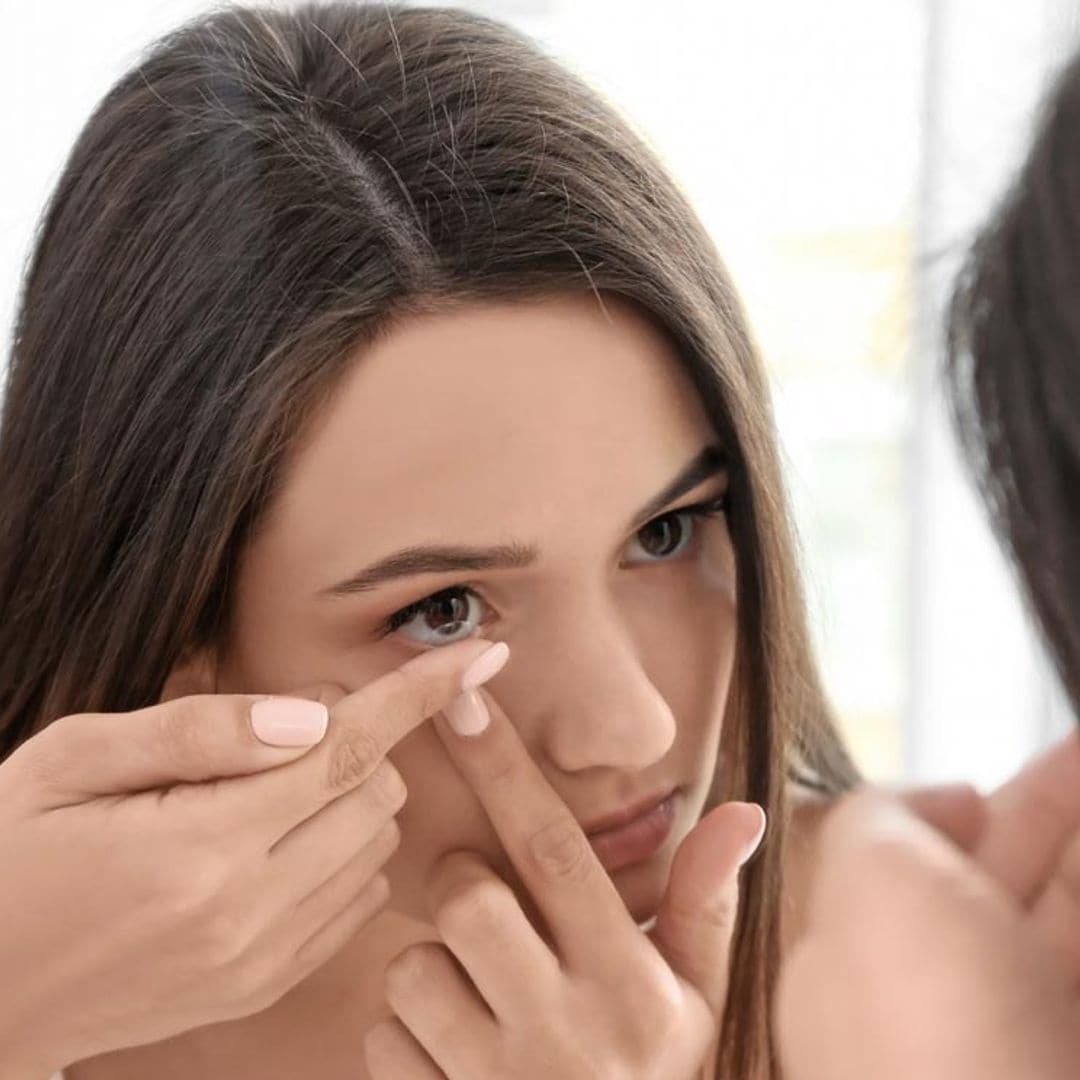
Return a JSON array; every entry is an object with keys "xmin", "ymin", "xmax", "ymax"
[
  {"xmin": 444, "ymin": 690, "xmax": 490, "ymax": 737},
  {"xmin": 738, "ymin": 804, "xmax": 768, "ymax": 867},
  {"xmin": 250, "ymin": 697, "xmax": 329, "ymax": 746},
  {"xmin": 461, "ymin": 641, "xmax": 509, "ymax": 692}
]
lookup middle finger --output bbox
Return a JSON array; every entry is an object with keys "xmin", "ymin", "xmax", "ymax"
[{"xmin": 432, "ymin": 688, "xmax": 640, "ymax": 974}]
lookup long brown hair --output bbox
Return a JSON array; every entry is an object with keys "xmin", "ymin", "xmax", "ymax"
[
  {"xmin": 0, "ymin": 5, "xmax": 856, "ymax": 1075},
  {"xmin": 947, "ymin": 49, "xmax": 1080, "ymax": 715}
]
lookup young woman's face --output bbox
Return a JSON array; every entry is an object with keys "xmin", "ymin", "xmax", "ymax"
[{"xmin": 219, "ymin": 292, "xmax": 736, "ymax": 926}]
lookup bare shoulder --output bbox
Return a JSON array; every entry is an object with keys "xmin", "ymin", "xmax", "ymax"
[{"xmin": 780, "ymin": 785, "xmax": 838, "ymax": 954}]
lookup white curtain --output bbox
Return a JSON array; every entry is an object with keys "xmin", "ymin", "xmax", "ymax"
[{"xmin": 907, "ymin": 0, "xmax": 1079, "ymax": 785}]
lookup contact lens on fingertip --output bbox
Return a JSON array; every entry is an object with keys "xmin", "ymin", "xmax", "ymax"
[{"xmin": 444, "ymin": 689, "xmax": 490, "ymax": 736}]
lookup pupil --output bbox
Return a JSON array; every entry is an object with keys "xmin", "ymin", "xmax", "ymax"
[
  {"xmin": 642, "ymin": 515, "xmax": 683, "ymax": 557},
  {"xmin": 426, "ymin": 591, "xmax": 469, "ymax": 633}
]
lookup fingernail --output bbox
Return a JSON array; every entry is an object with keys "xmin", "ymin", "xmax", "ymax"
[
  {"xmin": 737, "ymin": 804, "xmax": 768, "ymax": 867},
  {"xmin": 461, "ymin": 641, "xmax": 509, "ymax": 692},
  {"xmin": 444, "ymin": 690, "xmax": 490, "ymax": 737},
  {"xmin": 250, "ymin": 697, "xmax": 329, "ymax": 746}
]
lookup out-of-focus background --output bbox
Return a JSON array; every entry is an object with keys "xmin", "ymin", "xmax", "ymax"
[{"xmin": 2, "ymin": 0, "xmax": 1077, "ymax": 786}]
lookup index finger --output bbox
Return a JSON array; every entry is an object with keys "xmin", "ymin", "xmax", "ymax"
[
  {"xmin": 214, "ymin": 638, "xmax": 507, "ymax": 840},
  {"xmin": 431, "ymin": 687, "xmax": 634, "ymax": 971}
]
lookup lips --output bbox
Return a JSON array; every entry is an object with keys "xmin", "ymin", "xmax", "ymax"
[
  {"xmin": 580, "ymin": 787, "xmax": 678, "ymax": 836},
  {"xmin": 580, "ymin": 788, "xmax": 680, "ymax": 872}
]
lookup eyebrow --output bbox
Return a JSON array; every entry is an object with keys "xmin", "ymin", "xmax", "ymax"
[{"xmin": 317, "ymin": 444, "xmax": 728, "ymax": 599}]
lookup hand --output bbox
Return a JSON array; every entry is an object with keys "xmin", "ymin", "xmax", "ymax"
[
  {"xmin": 971, "ymin": 730, "xmax": 1080, "ymax": 975},
  {"xmin": 776, "ymin": 731, "xmax": 1080, "ymax": 1080},
  {"xmin": 365, "ymin": 681, "xmax": 766, "ymax": 1080},
  {"xmin": 0, "ymin": 637, "xmax": 503, "ymax": 1078}
]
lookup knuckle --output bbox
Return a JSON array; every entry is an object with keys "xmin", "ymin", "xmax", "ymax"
[
  {"xmin": 375, "ymin": 817, "xmax": 402, "ymax": 856},
  {"xmin": 325, "ymin": 728, "xmax": 383, "ymax": 793},
  {"xmin": 224, "ymin": 951, "xmax": 282, "ymax": 1012},
  {"xmin": 483, "ymin": 748, "xmax": 519, "ymax": 790},
  {"xmin": 667, "ymin": 885, "xmax": 738, "ymax": 936},
  {"xmin": 366, "ymin": 760, "xmax": 408, "ymax": 815},
  {"xmin": 385, "ymin": 941, "xmax": 444, "ymax": 996},
  {"xmin": 156, "ymin": 697, "xmax": 215, "ymax": 772},
  {"xmin": 363, "ymin": 1019, "xmax": 405, "ymax": 1066},
  {"xmin": 385, "ymin": 664, "xmax": 443, "ymax": 722},
  {"xmin": 637, "ymin": 969, "xmax": 683, "ymax": 1028},
  {"xmin": 191, "ymin": 905, "xmax": 254, "ymax": 967},
  {"xmin": 434, "ymin": 876, "xmax": 506, "ymax": 936},
  {"xmin": 159, "ymin": 849, "xmax": 231, "ymax": 914},
  {"xmin": 614, "ymin": 1012, "xmax": 671, "ymax": 1067},
  {"xmin": 583, "ymin": 963, "xmax": 681, "ymax": 1057},
  {"xmin": 308, "ymin": 682, "xmax": 350, "ymax": 708},
  {"xmin": 16, "ymin": 714, "xmax": 81, "ymax": 786},
  {"xmin": 527, "ymin": 818, "xmax": 593, "ymax": 884}
]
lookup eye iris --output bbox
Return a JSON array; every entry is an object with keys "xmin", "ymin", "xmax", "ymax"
[
  {"xmin": 422, "ymin": 590, "xmax": 472, "ymax": 636},
  {"xmin": 639, "ymin": 513, "xmax": 686, "ymax": 558}
]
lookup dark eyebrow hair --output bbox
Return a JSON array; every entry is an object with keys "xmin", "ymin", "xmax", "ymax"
[{"xmin": 317, "ymin": 444, "xmax": 728, "ymax": 598}]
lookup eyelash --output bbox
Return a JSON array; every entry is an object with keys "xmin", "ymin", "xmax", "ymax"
[{"xmin": 377, "ymin": 493, "xmax": 731, "ymax": 641}]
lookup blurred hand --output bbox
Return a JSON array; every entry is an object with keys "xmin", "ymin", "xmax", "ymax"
[{"xmin": 776, "ymin": 732, "xmax": 1080, "ymax": 1080}]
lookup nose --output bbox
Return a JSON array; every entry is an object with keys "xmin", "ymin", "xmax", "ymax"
[{"xmin": 523, "ymin": 611, "xmax": 677, "ymax": 774}]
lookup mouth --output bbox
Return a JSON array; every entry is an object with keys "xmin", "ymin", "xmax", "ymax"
[{"xmin": 581, "ymin": 787, "xmax": 680, "ymax": 872}]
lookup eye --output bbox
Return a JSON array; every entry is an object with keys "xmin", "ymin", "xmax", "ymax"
[
  {"xmin": 383, "ymin": 585, "xmax": 488, "ymax": 647},
  {"xmin": 625, "ymin": 496, "xmax": 729, "ymax": 565}
]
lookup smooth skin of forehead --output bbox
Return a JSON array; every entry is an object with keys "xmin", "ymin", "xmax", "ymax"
[{"xmin": 254, "ymin": 291, "xmax": 719, "ymax": 602}]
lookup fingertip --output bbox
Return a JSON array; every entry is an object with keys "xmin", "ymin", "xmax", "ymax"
[
  {"xmin": 736, "ymin": 802, "xmax": 768, "ymax": 867},
  {"xmin": 697, "ymin": 800, "xmax": 768, "ymax": 869},
  {"xmin": 460, "ymin": 640, "xmax": 510, "ymax": 692},
  {"xmin": 443, "ymin": 689, "xmax": 491, "ymax": 737},
  {"xmin": 250, "ymin": 696, "xmax": 329, "ymax": 748},
  {"xmin": 670, "ymin": 801, "xmax": 768, "ymax": 899}
]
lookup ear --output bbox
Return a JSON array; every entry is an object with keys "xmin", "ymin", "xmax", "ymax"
[{"xmin": 158, "ymin": 645, "xmax": 220, "ymax": 703}]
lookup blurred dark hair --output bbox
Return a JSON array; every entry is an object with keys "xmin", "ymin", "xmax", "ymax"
[
  {"xmin": 947, "ymin": 49, "xmax": 1080, "ymax": 715},
  {"xmin": 0, "ymin": 4, "xmax": 857, "ymax": 1074}
]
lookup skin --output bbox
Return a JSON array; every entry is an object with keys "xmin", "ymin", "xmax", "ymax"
[
  {"xmin": 0, "ymin": 637, "xmax": 505, "ymax": 1079},
  {"xmin": 777, "ymin": 733, "xmax": 1080, "ymax": 1080},
  {"xmin": 66, "ymin": 291, "xmax": 753, "ymax": 1079}
]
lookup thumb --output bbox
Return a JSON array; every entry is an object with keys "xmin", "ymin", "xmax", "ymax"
[
  {"xmin": 649, "ymin": 801, "xmax": 767, "ymax": 1015},
  {"xmin": 15, "ymin": 684, "xmax": 348, "ymax": 801}
]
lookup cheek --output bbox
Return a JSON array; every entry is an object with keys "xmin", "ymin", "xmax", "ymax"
[
  {"xmin": 623, "ymin": 549, "xmax": 737, "ymax": 733},
  {"xmin": 661, "ymin": 597, "xmax": 734, "ymax": 756},
  {"xmin": 680, "ymin": 532, "xmax": 738, "ymax": 720}
]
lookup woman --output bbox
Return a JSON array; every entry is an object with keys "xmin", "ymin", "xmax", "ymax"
[
  {"xmin": 775, "ymin": 45, "xmax": 1080, "ymax": 1080},
  {"xmin": 0, "ymin": 4, "xmax": 855, "ymax": 1077}
]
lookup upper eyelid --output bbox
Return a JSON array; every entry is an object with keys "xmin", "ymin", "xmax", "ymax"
[{"xmin": 646, "ymin": 491, "xmax": 728, "ymax": 521}]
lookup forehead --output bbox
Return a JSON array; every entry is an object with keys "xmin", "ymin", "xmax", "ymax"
[{"xmin": 261, "ymin": 292, "xmax": 715, "ymax": 577}]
